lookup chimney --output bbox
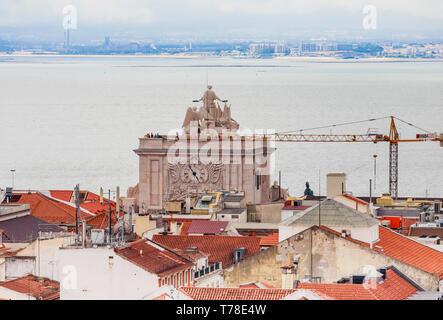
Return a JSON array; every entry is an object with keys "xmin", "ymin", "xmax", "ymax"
[
  {"xmin": 171, "ymin": 221, "xmax": 178, "ymax": 234},
  {"xmin": 163, "ymin": 221, "xmax": 168, "ymax": 235},
  {"xmin": 435, "ymin": 201, "xmax": 441, "ymax": 215},
  {"xmin": 128, "ymin": 206, "xmax": 133, "ymax": 233},
  {"xmin": 326, "ymin": 173, "xmax": 346, "ymax": 198},
  {"xmin": 185, "ymin": 197, "xmax": 191, "ymax": 214},
  {"xmin": 281, "ymin": 266, "xmax": 296, "ymax": 289}
]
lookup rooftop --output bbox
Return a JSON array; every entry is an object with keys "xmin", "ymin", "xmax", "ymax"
[
  {"xmin": 0, "ymin": 215, "xmax": 63, "ymax": 243},
  {"xmin": 320, "ymin": 225, "xmax": 443, "ymax": 279},
  {"xmin": 187, "ymin": 220, "xmax": 229, "ymax": 235},
  {"xmin": 297, "ymin": 267, "xmax": 420, "ymax": 300},
  {"xmin": 218, "ymin": 208, "xmax": 246, "ymax": 215},
  {"xmin": 115, "ymin": 238, "xmax": 194, "ymax": 277},
  {"xmin": 2, "ymin": 192, "xmax": 94, "ymax": 225},
  {"xmin": 152, "ymin": 234, "xmax": 261, "ymax": 269},
  {"xmin": 258, "ymin": 232, "xmax": 279, "ymax": 247},
  {"xmin": 409, "ymin": 226, "xmax": 443, "ymax": 238},
  {"xmin": 179, "ymin": 287, "xmax": 295, "ymax": 300},
  {"xmin": 282, "ymin": 205, "xmax": 311, "ymax": 211},
  {"xmin": 281, "ymin": 198, "xmax": 379, "ymax": 228},
  {"xmin": 0, "ymin": 275, "xmax": 59, "ymax": 300}
]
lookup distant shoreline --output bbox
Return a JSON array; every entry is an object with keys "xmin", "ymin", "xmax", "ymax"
[{"xmin": 1, "ymin": 53, "xmax": 443, "ymax": 63}]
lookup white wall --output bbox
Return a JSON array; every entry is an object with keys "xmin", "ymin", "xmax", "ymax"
[
  {"xmin": 4, "ymin": 257, "xmax": 35, "ymax": 281},
  {"xmin": 0, "ymin": 286, "xmax": 35, "ymax": 300},
  {"xmin": 217, "ymin": 210, "xmax": 247, "ymax": 223},
  {"xmin": 195, "ymin": 270, "xmax": 224, "ymax": 288},
  {"xmin": 279, "ymin": 225, "xmax": 309, "ymax": 242},
  {"xmin": 333, "ymin": 195, "xmax": 368, "ymax": 215},
  {"xmin": 16, "ymin": 236, "xmax": 74, "ymax": 281},
  {"xmin": 57, "ymin": 247, "xmax": 159, "ymax": 300},
  {"xmin": 279, "ymin": 224, "xmax": 379, "ymax": 245}
]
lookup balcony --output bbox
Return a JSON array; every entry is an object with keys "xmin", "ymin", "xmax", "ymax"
[{"xmin": 194, "ymin": 262, "xmax": 221, "ymax": 279}]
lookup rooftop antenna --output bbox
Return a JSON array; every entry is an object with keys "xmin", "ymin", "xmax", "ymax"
[
  {"xmin": 373, "ymin": 154, "xmax": 378, "ymax": 191},
  {"xmin": 74, "ymin": 184, "xmax": 80, "ymax": 244},
  {"xmin": 10, "ymin": 169, "xmax": 16, "ymax": 189},
  {"xmin": 100, "ymin": 187, "xmax": 119, "ymax": 245}
]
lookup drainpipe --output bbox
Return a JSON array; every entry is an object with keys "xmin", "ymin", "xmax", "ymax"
[{"xmin": 82, "ymin": 219, "xmax": 86, "ymax": 248}]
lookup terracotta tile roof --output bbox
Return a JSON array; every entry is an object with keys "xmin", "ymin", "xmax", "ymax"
[
  {"xmin": 152, "ymin": 234, "xmax": 261, "ymax": 269},
  {"xmin": 50, "ymin": 190, "xmax": 116, "ymax": 216},
  {"xmin": 297, "ymin": 282, "xmax": 376, "ymax": 300},
  {"xmin": 369, "ymin": 268, "xmax": 419, "ymax": 300},
  {"xmin": 4, "ymin": 192, "xmax": 121, "ymax": 230},
  {"xmin": 374, "ymin": 226, "xmax": 443, "ymax": 279},
  {"xmin": 152, "ymin": 293, "xmax": 169, "ymax": 300},
  {"xmin": 180, "ymin": 222, "xmax": 192, "ymax": 235},
  {"xmin": 297, "ymin": 268, "xmax": 419, "ymax": 300},
  {"xmin": 85, "ymin": 211, "xmax": 118, "ymax": 230},
  {"xmin": 0, "ymin": 247, "xmax": 23, "ymax": 258},
  {"xmin": 115, "ymin": 238, "xmax": 194, "ymax": 277},
  {"xmin": 187, "ymin": 221, "xmax": 229, "ymax": 235},
  {"xmin": 49, "ymin": 190, "xmax": 73, "ymax": 202},
  {"xmin": 179, "ymin": 287, "xmax": 295, "ymax": 300},
  {"xmin": 239, "ymin": 281, "xmax": 275, "ymax": 289},
  {"xmin": 258, "ymin": 232, "xmax": 279, "ymax": 246},
  {"xmin": 0, "ymin": 275, "xmax": 59, "ymax": 300},
  {"xmin": 320, "ymin": 225, "xmax": 443, "ymax": 279},
  {"xmin": 172, "ymin": 248, "xmax": 209, "ymax": 262}
]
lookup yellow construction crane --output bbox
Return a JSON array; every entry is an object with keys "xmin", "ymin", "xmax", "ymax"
[{"xmin": 257, "ymin": 116, "xmax": 443, "ymax": 199}]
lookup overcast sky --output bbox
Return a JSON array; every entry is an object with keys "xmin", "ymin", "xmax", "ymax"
[{"xmin": 1, "ymin": 0, "xmax": 442, "ymax": 42}]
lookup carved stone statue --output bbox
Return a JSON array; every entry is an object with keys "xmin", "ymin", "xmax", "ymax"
[
  {"xmin": 200, "ymin": 85, "xmax": 222, "ymax": 120},
  {"xmin": 182, "ymin": 86, "xmax": 239, "ymax": 132},
  {"xmin": 304, "ymin": 181, "xmax": 314, "ymax": 196}
]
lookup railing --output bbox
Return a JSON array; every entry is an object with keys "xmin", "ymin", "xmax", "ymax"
[{"xmin": 194, "ymin": 262, "xmax": 221, "ymax": 279}]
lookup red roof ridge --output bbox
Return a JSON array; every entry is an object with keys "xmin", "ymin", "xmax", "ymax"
[
  {"xmin": 378, "ymin": 225, "xmax": 443, "ymax": 254},
  {"xmin": 42, "ymin": 192, "xmax": 96, "ymax": 217},
  {"xmin": 341, "ymin": 194, "xmax": 369, "ymax": 205},
  {"xmin": 34, "ymin": 192, "xmax": 82, "ymax": 219},
  {"xmin": 318, "ymin": 225, "xmax": 443, "ymax": 278}
]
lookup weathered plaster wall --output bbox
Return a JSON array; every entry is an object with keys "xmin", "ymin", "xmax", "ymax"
[{"xmin": 224, "ymin": 227, "xmax": 439, "ymax": 291}]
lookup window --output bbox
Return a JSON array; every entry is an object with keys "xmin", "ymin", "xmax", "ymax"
[
  {"xmin": 185, "ymin": 270, "xmax": 188, "ymax": 285},
  {"xmin": 179, "ymin": 272, "xmax": 183, "ymax": 287},
  {"xmin": 173, "ymin": 274, "xmax": 177, "ymax": 287},
  {"xmin": 232, "ymin": 215, "xmax": 239, "ymax": 219},
  {"xmin": 161, "ymin": 278, "xmax": 165, "ymax": 286}
]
